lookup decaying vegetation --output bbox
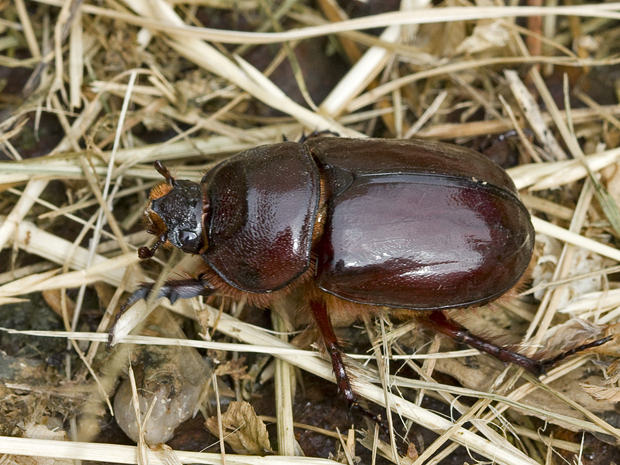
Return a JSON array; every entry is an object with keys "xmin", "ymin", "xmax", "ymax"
[{"xmin": 2, "ymin": 1, "xmax": 620, "ymax": 464}]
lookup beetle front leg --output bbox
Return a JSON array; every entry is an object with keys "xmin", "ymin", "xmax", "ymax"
[
  {"xmin": 124, "ymin": 276, "xmax": 215, "ymax": 308},
  {"xmin": 108, "ymin": 276, "xmax": 215, "ymax": 346}
]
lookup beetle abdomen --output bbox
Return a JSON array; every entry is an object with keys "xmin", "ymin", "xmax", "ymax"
[
  {"xmin": 316, "ymin": 174, "xmax": 534, "ymax": 310},
  {"xmin": 202, "ymin": 142, "xmax": 320, "ymax": 292}
]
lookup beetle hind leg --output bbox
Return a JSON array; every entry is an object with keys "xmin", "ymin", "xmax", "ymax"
[
  {"xmin": 424, "ymin": 311, "xmax": 610, "ymax": 376},
  {"xmin": 425, "ymin": 311, "xmax": 545, "ymax": 374}
]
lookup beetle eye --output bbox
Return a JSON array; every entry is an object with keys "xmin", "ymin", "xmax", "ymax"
[
  {"xmin": 178, "ymin": 230, "xmax": 196, "ymax": 244},
  {"xmin": 177, "ymin": 230, "xmax": 203, "ymax": 254}
]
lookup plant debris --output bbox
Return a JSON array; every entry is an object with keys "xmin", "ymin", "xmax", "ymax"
[{"xmin": 2, "ymin": 1, "xmax": 620, "ymax": 464}]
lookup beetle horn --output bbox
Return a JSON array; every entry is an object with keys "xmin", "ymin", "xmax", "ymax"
[
  {"xmin": 153, "ymin": 161, "xmax": 175, "ymax": 187},
  {"xmin": 138, "ymin": 233, "xmax": 167, "ymax": 259}
]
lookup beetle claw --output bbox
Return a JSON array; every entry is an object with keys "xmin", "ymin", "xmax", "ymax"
[{"xmin": 168, "ymin": 291, "xmax": 180, "ymax": 305}]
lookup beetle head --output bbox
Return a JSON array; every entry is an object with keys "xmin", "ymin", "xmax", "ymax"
[{"xmin": 139, "ymin": 161, "xmax": 205, "ymax": 259}]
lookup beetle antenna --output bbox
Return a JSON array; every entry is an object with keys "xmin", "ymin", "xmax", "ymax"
[
  {"xmin": 153, "ymin": 161, "xmax": 175, "ymax": 186},
  {"xmin": 138, "ymin": 233, "xmax": 167, "ymax": 259}
]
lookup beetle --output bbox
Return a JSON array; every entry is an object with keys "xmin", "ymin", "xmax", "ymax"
[{"xmin": 118, "ymin": 137, "xmax": 608, "ymax": 410}]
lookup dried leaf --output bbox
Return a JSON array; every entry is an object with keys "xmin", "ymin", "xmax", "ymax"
[
  {"xmin": 6, "ymin": 424, "xmax": 73, "ymax": 465},
  {"xmin": 42, "ymin": 289, "xmax": 75, "ymax": 320},
  {"xmin": 149, "ymin": 444, "xmax": 183, "ymax": 465},
  {"xmin": 538, "ymin": 318, "xmax": 605, "ymax": 355},
  {"xmin": 605, "ymin": 359, "xmax": 620, "ymax": 384},
  {"xmin": 456, "ymin": 21, "xmax": 509, "ymax": 54},
  {"xmin": 206, "ymin": 401, "xmax": 273, "ymax": 455},
  {"xmin": 24, "ymin": 424, "xmax": 68, "ymax": 441},
  {"xmin": 214, "ymin": 358, "xmax": 250, "ymax": 380},
  {"xmin": 434, "ymin": 356, "xmax": 620, "ymax": 434},
  {"xmin": 581, "ymin": 383, "xmax": 620, "ymax": 402}
]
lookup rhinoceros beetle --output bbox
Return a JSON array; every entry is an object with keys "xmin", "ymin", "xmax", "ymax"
[{"xmin": 117, "ymin": 137, "xmax": 609, "ymax": 410}]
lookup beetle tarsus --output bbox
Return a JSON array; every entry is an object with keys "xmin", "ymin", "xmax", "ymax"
[
  {"xmin": 426, "ymin": 311, "xmax": 611, "ymax": 376},
  {"xmin": 530, "ymin": 335, "xmax": 613, "ymax": 375}
]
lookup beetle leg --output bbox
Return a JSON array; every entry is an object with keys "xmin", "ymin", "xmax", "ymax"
[
  {"xmin": 309, "ymin": 300, "xmax": 388, "ymax": 427},
  {"xmin": 298, "ymin": 129, "xmax": 339, "ymax": 143},
  {"xmin": 125, "ymin": 276, "xmax": 215, "ymax": 308},
  {"xmin": 532, "ymin": 335, "xmax": 612, "ymax": 374},
  {"xmin": 426, "ymin": 311, "xmax": 610, "ymax": 376},
  {"xmin": 426, "ymin": 311, "xmax": 544, "ymax": 374},
  {"xmin": 108, "ymin": 276, "xmax": 214, "ymax": 346},
  {"xmin": 309, "ymin": 300, "xmax": 356, "ymax": 403}
]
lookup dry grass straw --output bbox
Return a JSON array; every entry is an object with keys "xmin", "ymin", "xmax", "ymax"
[{"xmin": 2, "ymin": 0, "xmax": 620, "ymax": 464}]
